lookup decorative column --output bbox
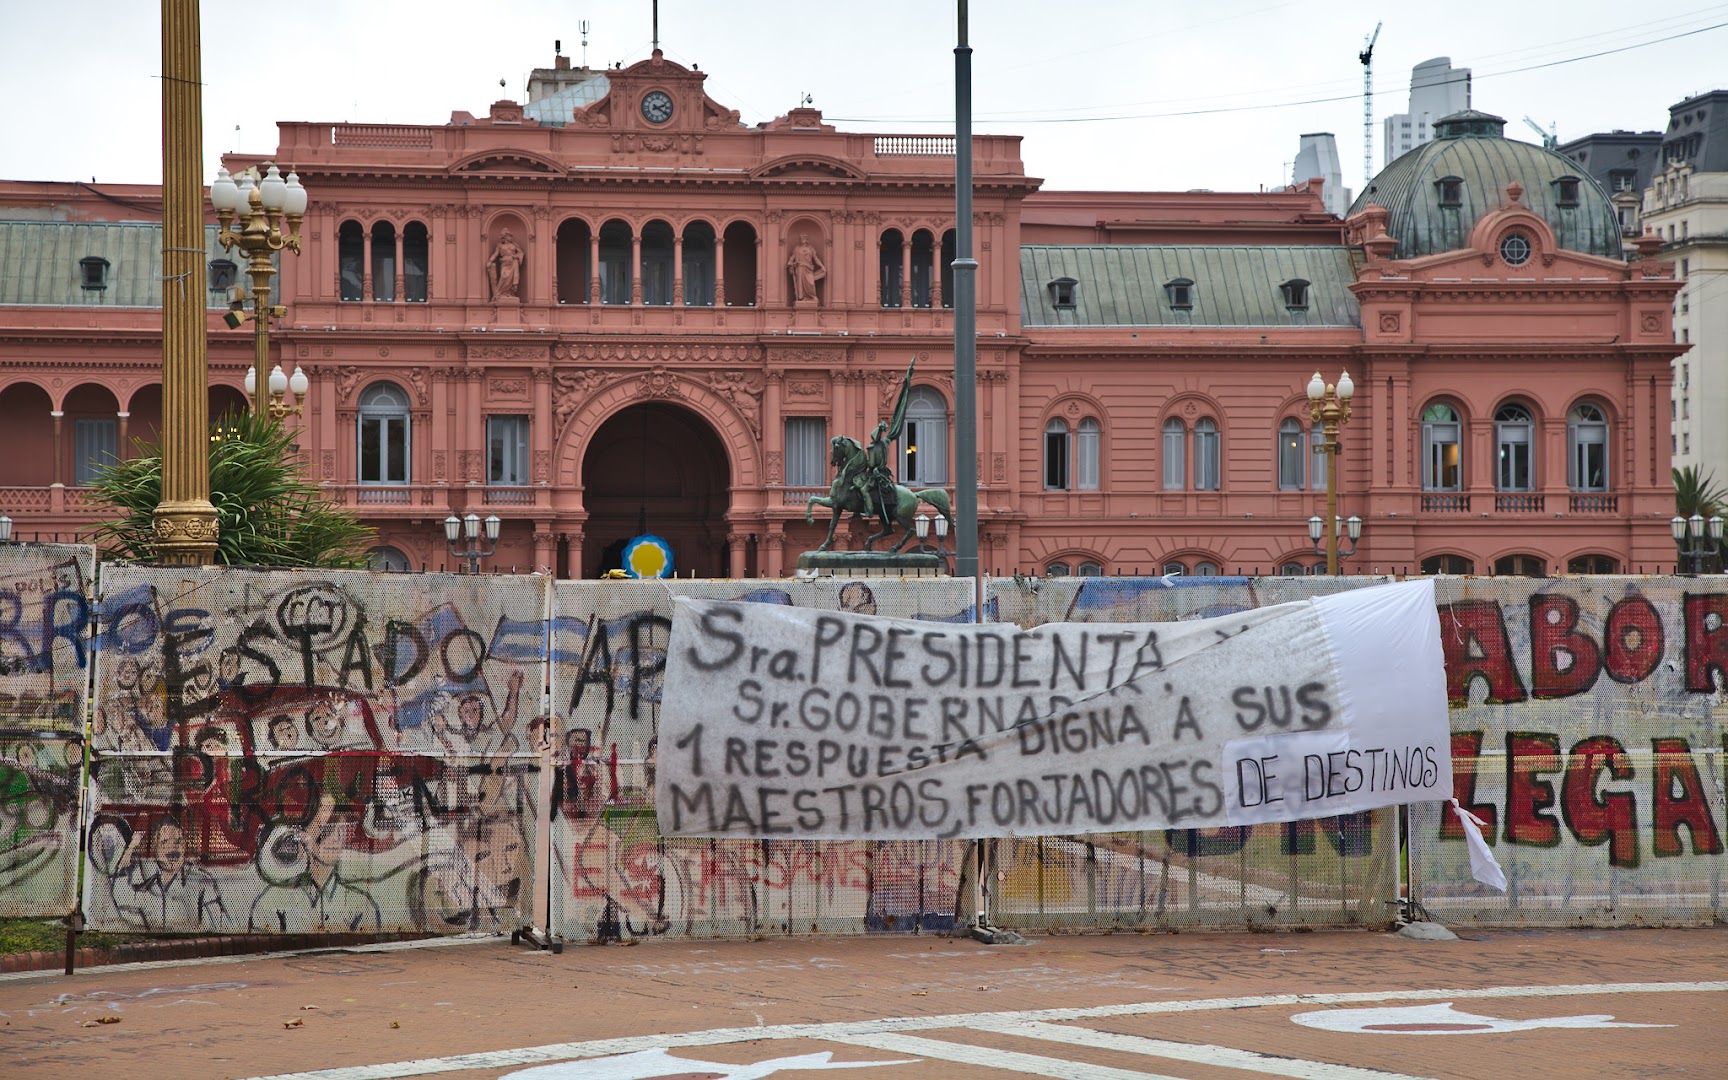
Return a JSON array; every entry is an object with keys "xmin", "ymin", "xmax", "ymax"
[
  {"xmin": 394, "ymin": 230, "xmax": 405, "ymax": 301},
  {"xmin": 151, "ymin": 0, "xmax": 217, "ymax": 564},
  {"xmin": 563, "ymin": 526, "xmax": 585, "ymax": 578},
  {"xmin": 50, "ymin": 411, "xmax": 64, "ymax": 487},
  {"xmin": 714, "ymin": 235, "xmax": 726, "ymax": 307},
  {"xmin": 465, "ymin": 368, "xmax": 486, "ymax": 488},
  {"xmin": 763, "ymin": 371, "xmax": 784, "ymax": 484},
  {"xmin": 589, "ymin": 232, "xmax": 601, "ymax": 304},
  {"xmin": 362, "ymin": 227, "xmax": 373, "ymax": 303},
  {"xmin": 900, "ymin": 241, "xmax": 913, "ymax": 309},
  {"xmin": 727, "ymin": 531, "xmax": 748, "ymax": 579},
  {"xmin": 673, "ymin": 234, "xmax": 685, "ymax": 306},
  {"xmin": 754, "ymin": 235, "xmax": 764, "ymax": 307},
  {"xmin": 763, "ymin": 524, "xmax": 785, "ymax": 578},
  {"xmin": 116, "ymin": 410, "xmax": 130, "ymax": 461},
  {"xmin": 630, "ymin": 231, "xmax": 643, "ymax": 305},
  {"xmin": 532, "ymin": 367, "xmax": 553, "ymax": 508},
  {"xmin": 533, "ymin": 526, "xmax": 555, "ymax": 574}
]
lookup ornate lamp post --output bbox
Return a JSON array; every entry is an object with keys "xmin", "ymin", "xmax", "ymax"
[
  {"xmin": 210, "ymin": 163, "xmax": 308, "ymax": 413},
  {"xmin": 1307, "ymin": 369, "xmax": 1356, "ymax": 576},
  {"xmin": 1671, "ymin": 513, "xmax": 1725, "ymax": 573},
  {"xmin": 0, "ymin": 513, "xmax": 13, "ymax": 543},
  {"xmin": 445, "ymin": 513, "xmax": 502, "ymax": 574},
  {"xmin": 244, "ymin": 362, "xmax": 312, "ymax": 420},
  {"xmin": 1308, "ymin": 513, "xmax": 1363, "ymax": 569}
]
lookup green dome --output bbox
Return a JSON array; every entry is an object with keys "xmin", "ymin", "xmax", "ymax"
[{"xmin": 1350, "ymin": 110, "xmax": 1623, "ymax": 260}]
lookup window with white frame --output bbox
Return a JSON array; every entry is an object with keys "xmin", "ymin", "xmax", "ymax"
[
  {"xmin": 1311, "ymin": 421, "xmax": 1327, "ymax": 489},
  {"xmin": 1161, "ymin": 561, "xmax": 1187, "ymax": 576},
  {"xmin": 1194, "ymin": 418, "xmax": 1220, "ymax": 491},
  {"xmin": 900, "ymin": 387, "xmax": 947, "ymax": 485},
  {"xmin": 73, "ymin": 417, "xmax": 117, "ymax": 486},
  {"xmin": 1495, "ymin": 403, "xmax": 1534, "ymax": 491},
  {"xmin": 1193, "ymin": 561, "xmax": 1220, "ymax": 577},
  {"xmin": 487, "ymin": 415, "xmax": 529, "ymax": 485},
  {"xmin": 784, "ymin": 417, "xmax": 829, "ymax": 488},
  {"xmin": 1162, "ymin": 418, "xmax": 1186, "ymax": 490},
  {"xmin": 1077, "ymin": 418, "xmax": 1100, "ymax": 490},
  {"xmin": 1422, "ymin": 403, "xmax": 1462, "ymax": 491},
  {"xmin": 1568, "ymin": 403, "xmax": 1609, "ymax": 491},
  {"xmin": 358, "ymin": 382, "xmax": 411, "ymax": 484},
  {"xmin": 1277, "ymin": 417, "xmax": 1306, "ymax": 489},
  {"xmin": 1045, "ymin": 562, "xmax": 1071, "ymax": 577},
  {"xmin": 1044, "ymin": 418, "xmax": 1070, "ymax": 490},
  {"xmin": 1077, "ymin": 561, "xmax": 1103, "ymax": 577}
]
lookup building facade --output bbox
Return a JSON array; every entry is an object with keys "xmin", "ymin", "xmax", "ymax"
[
  {"xmin": 1382, "ymin": 57, "xmax": 1473, "ymax": 168},
  {"xmin": 1557, "ymin": 129, "xmax": 1663, "ymax": 239},
  {"xmin": 0, "ymin": 50, "xmax": 1684, "ymax": 577}
]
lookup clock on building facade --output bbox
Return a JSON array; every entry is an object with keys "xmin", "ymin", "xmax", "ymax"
[{"xmin": 641, "ymin": 90, "xmax": 673, "ymax": 124}]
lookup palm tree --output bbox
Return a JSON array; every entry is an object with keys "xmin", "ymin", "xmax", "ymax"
[
  {"xmin": 89, "ymin": 411, "xmax": 374, "ymax": 568},
  {"xmin": 1672, "ymin": 465, "xmax": 1726, "ymax": 573}
]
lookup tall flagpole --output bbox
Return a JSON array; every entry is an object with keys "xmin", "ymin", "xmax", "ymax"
[{"xmin": 952, "ymin": 0, "xmax": 979, "ymax": 597}]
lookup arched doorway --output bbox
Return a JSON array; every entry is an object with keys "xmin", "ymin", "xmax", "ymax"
[{"xmin": 581, "ymin": 402, "xmax": 730, "ymax": 578}]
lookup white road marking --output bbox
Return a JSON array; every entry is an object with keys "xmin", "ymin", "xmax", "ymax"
[
  {"xmin": 829, "ymin": 1032, "xmax": 1187, "ymax": 1080},
  {"xmin": 970, "ymin": 1019, "xmax": 1431, "ymax": 1079},
  {"xmin": 244, "ymin": 981, "xmax": 1728, "ymax": 1080},
  {"xmin": 1288, "ymin": 1002, "xmax": 1671, "ymax": 1035}
]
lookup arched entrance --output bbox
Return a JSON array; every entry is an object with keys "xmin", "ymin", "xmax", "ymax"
[{"xmin": 581, "ymin": 402, "xmax": 730, "ymax": 578}]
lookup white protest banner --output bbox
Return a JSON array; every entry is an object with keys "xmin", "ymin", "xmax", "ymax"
[{"xmin": 656, "ymin": 579, "xmax": 1450, "ymax": 840}]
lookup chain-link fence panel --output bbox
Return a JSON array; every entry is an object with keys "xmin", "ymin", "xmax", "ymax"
[
  {"xmin": 83, "ymin": 565, "xmax": 546, "ymax": 934},
  {"xmin": 0, "ymin": 544, "xmax": 94, "ymax": 916},
  {"xmin": 547, "ymin": 577, "xmax": 978, "ymax": 940},
  {"xmin": 1410, "ymin": 576, "xmax": 1726, "ymax": 927},
  {"xmin": 983, "ymin": 575, "xmax": 1401, "ymax": 931}
]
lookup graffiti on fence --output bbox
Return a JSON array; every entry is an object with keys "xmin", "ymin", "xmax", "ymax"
[
  {"xmin": 0, "ymin": 544, "xmax": 93, "ymax": 915},
  {"xmin": 83, "ymin": 566, "xmax": 544, "ymax": 934}
]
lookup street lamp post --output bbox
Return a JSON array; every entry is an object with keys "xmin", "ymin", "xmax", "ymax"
[
  {"xmin": 445, "ymin": 513, "xmax": 502, "ymax": 574},
  {"xmin": 210, "ymin": 164, "xmax": 308, "ymax": 414},
  {"xmin": 244, "ymin": 362, "xmax": 312, "ymax": 420},
  {"xmin": 1307, "ymin": 370, "xmax": 1356, "ymax": 576},
  {"xmin": 1671, "ymin": 513, "xmax": 1725, "ymax": 573}
]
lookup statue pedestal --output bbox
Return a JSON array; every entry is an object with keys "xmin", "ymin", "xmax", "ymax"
[
  {"xmin": 491, "ymin": 303, "xmax": 522, "ymax": 325},
  {"xmin": 795, "ymin": 551, "xmax": 947, "ymax": 578},
  {"xmin": 789, "ymin": 300, "xmax": 821, "ymax": 330}
]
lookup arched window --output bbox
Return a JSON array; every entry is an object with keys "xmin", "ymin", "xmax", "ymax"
[
  {"xmin": 1077, "ymin": 418, "xmax": 1100, "ymax": 491},
  {"xmin": 1277, "ymin": 417, "xmax": 1306, "ymax": 489},
  {"xmin": 1161, "ymin": 418, "xmax": 1186, "ymax": 490},
  {"xmin": 640, "ymin": 220, "xmax": 674, "ymax": 305},
  {"xmin": 366, "ymin": 545, "xmax": 413, "ymax": 572},
  {"xmin": 1495, "ymin": 403, "xmax": 1534, "ymax": 491},
  {"xmin": 682, "ymin": 221, "xmax": 716, "ymax": 306},
  {"xmin": 1194, "ymin": 418, "xmax": 1220, "ymax": 491},
  {"xmin": 1044, "ymin": 418, "xmax": 1070, "ymax": 490},
  {"xmin": 338, "ymin": 220, "xmax": 364, "ymax": 302},
  {"xmin": 910, "ymin": 230, "xmax": 935, "ymax": 307},
  {"xmin": 358, "ymin": 382, "xmax": 411, "ymax": 484},
  {"xmin": 1311, "ymin": 421, "xmax": 1327, "ymax": 489},
  {"xmin": 1161, "ymin": 561, "xmax": 1187, "ymax": 576},
  {"xmin": 370, "ymin": 220, "xmax": 396, "ymax": 302},
  {"xmin": 1045, "ymin": 562, "xmax": 1071, "ymax": 577},
  {"xmin": 1077, "ymin": 561, "xmax": 1103, "ymax": 577},
  {"xmin": 1422, "ymin": 403, "xmax": 1462, "ymax": 491},
  {"xmin": 1569, "ymin": 403, "xmax": 1609, "ymax": 491},
  {"xmin": 879, "ymin": 230, "xmax": 904, "ymax": 308},
  {"xmin": 1567, "ymin": 554, "xmax": 1620, "ymax": 574},
  {"xmin": 1494, "ymin": 553, "xmax": 1547, "ymax": 577},
  {"xmin": 1193, "ymin": 561, "xmax": 1220, "ymax": 577},
  {"xmin": 900, "ymin": 387, "xmax": 947, "ymax": 485},
  {"xmin": 1421, "ymin": 554, "xmax": 1475, "ymax": 575},
  {"xmin": 1279, "ymin": 561, "xmax": 1313, "ymax": 577},
  {"xmin": 599, "ymin": 220, "xmax": 632, "ymax": 304},
  {"xmin": 940, "ymin": 230, "xmax": 956, "ymax": 309},
  {"xmin": 403, "ymin": 222, "xmax": 429, "ymax": 302}
]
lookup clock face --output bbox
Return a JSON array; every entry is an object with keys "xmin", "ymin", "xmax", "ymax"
[{"xmin": 641, "ymin": 90, "xmax": 674, "ymax": 124}]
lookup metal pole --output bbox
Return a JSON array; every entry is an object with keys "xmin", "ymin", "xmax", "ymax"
[
  {"xmin": 1326, "ymin": 422, "xmax": 1340, "ymax": 577},
  {"xmin": 953, "ymin": 0, "xmax": 978, "ymax": 592},
  {"xmin": 152, "ymin": 0, "xmax": 218, "ymax": 564}
]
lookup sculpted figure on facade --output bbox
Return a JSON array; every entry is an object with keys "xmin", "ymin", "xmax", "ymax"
[
  {"xmin": 487, "ymin": 229, "xmax": 525, "ymax": 301},
  {"xmin": 787, "ymin": 231, "xmax": 826, "ymax": 303}
]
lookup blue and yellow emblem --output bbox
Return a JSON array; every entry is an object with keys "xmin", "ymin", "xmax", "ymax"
[{"xmin": 622, "ymin": 534, "xmax": 674, "ymax": 578}]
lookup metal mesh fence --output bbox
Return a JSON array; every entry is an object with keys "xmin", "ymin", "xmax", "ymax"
[
  {"xmin": 81, "ymin": 564, "xmax": 544, "ymax": 934},
  {"xmin": 1408, "ymin": 576, "xmax": 1726, "ymax": 927},
  {"xmin": 0, "ymin": 544, "xmax": 94, "ymax": 916}
]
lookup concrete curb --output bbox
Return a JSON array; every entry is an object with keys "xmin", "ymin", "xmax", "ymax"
[{"xmin": 0, "ymin": 931, "xmax": 432, "ymax": 974}]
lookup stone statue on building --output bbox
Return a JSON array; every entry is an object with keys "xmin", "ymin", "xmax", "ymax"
[
  {"xmin": 487, "ymin": 229, "xmax": 525, "ymax": 301},
  {"xmin": 786, "ymin": 231, "xmax": 826, "ymax": 303}
]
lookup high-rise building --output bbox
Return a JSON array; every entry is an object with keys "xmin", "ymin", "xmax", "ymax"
[
  {"xmin": 1286, "ymin": 132, "xmax": 1352, "ymax": 217},
  {"xmin": 1645, "ymin": 90, "xmax": 1728, "ymax": 483},
  {"xmin": 1382, "ymin": 58, "xmax": 1472, "ymax": 167}
]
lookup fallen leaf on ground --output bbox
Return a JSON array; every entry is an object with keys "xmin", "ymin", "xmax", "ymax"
[
  {"xmin": 284, "ymin": 1018, "xmax": 304, "ymax": 1029},
  {"xmin": 300, "ymin": 1005, "xmax": 319, "ymax": 1010},
  {"xmin": 911, "ymin": 991, "xmax": 928, "ymax": 997},
  {"xmin": 390, "ymin": 1021, "xmax": 401, "ymax": 1029}
]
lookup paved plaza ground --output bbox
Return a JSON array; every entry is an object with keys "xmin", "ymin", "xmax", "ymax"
[{"xmin": 0, "ymin": 925, "xmax": 1722, "ymax": 1079}]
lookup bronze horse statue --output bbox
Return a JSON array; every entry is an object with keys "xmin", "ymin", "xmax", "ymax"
[{"xmin": 806, "ymin": 435, "xmax": 955, "ymax": 553}]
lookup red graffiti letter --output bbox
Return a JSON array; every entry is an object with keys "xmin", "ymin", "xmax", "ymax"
[
  {"xmin": 1684, "ymin": 595, "xmax": 1728, "ymax": 692},
  {"xmin": 1603, "ymin": 595, "xmax": 1664, "ymax": 684},
  {"xmin": 1651, "ymin": 738, "xmax": 1724, "ymax": 857},
  {"xmin": 1530, "ymin": 595, "xmax": 1601, "ymax": 699},
  {"xmin": 1439, "ymin": 601, "xmax": 1527, "ymax": 706},
  {"xmin": 1504, "ymin": 733, "xmax": 1561, "ymax": 846},
  {"xmin": 1562, "ymin": 736, "xmax": 1639, "ymax": 868},
  {"xmin": 1441, "ymin": 731, "xmax": 1497, "ymax": 841}
]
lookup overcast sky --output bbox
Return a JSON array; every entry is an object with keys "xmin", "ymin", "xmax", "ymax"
[{"xmin": 3, "ymin": 1, "xmax": 1721, "ymax": 199}]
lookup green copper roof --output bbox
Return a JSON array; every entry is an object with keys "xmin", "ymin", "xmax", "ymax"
[
  {"xmin": 0, "ymin": 220, "xmax": 234, "ymax": 308},
  {"xmin": 1350, "ymin": 111, "xmax": 1623, "ymax": 260},
  {"xmin": 1021, "ymin": 245, "xmax": 1361, "ymax": 328}
]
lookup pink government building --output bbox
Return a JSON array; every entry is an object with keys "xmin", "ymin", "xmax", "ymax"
[{"xmin": 0, "ymin": 49, "xmax": 1685, "ymax": 578}]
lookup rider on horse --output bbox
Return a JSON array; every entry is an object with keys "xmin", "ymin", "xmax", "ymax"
[{"xmin": 859, "ymin": 421, "xmax": 897, "ymax": 529}]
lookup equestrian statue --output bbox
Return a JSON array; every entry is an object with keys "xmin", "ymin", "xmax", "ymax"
[{"xmin": 804, "ymin": 358, "xmax": 955, "ymax": 555}]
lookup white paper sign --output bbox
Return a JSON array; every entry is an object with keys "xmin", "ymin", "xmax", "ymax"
[{"xmin": 656, "ymin": 579, "xmax": 1450, "ymax": 840}]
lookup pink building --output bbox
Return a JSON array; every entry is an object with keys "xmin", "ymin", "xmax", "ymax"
[{"xmin": 0, "ymin": 52, "xmax": 1684, "ymax": 577}]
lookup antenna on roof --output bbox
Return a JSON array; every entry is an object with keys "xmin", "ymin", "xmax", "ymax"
[
  {"xmin": 580, "ymin": 21, "xmax": 590, "ymax": 67},
  {"xmin": 652, "ymin": 0, "xmax": 659, "ymax": 52},
  {"xmin": 800, "ymin": 92, "xmax": 813, "ymax": 107}
]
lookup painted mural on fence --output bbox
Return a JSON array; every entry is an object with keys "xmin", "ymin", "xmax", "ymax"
[
  {"xmin": 82, "ymin": 565, "xmax": 546, "ymax": 934},
  {"xmin": 1412, "ymin": 576, "xmax": 1727, "ymax": 925},
  {"xmin": 0, "ymin": 544, "xmax": 93, "ymax": 916},
  {"xmin": 547, "ymin": 579, "xmax": 976, "ymax": 940}
]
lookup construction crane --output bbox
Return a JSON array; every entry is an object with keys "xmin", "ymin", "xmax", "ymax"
[
  {"xmin": 1359, "ymin": 22, "xmax": 1383, "ymax": 189},
  {"xmin": 1523, "ymin": 116, "xmax": 1557, "ymax": 150}
]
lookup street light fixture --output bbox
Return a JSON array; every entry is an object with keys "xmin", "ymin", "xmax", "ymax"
[
  {"xmin": 1671, "ymin": 513, "xmax": 1724, "ymax": 573},
  {"xmin": 0, "ymin": 512, "xmax": 13, "ymax": 543},
  {"xmin": 1308, "ymin": 514, "xmax": 1363, "ymax": 568},
  {"xmin": 211, "ymin": 163, "xmax": 308, "ymax": 417},
  {"xmin": 243, "ymin": 362, "xmax": 312, "ymax": 420},
  {"xmin": 1307, "ymin": 369, "xmax": 1356, "ymax": 576},
  {"xmin": 445, "ymin": 512, "xmax": 502, "ymax": 574}
]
